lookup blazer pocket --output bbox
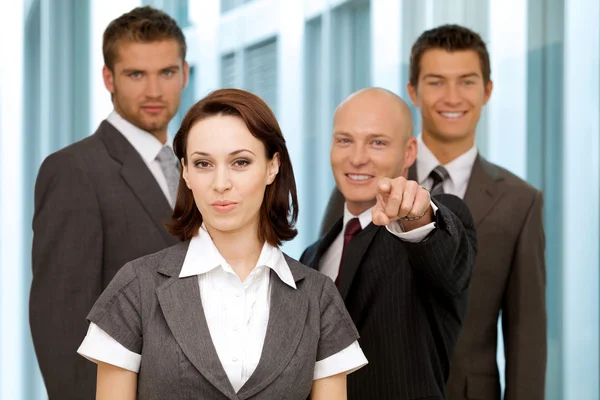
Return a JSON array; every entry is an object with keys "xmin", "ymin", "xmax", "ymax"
[{"xmin": 466, "ymin": 375, "xmax": 500, "ymax": 400}]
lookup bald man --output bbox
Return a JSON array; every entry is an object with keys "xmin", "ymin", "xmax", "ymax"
[{"xmin": 300, "ymin": 88, "xmax": 476, "ymax": 399}]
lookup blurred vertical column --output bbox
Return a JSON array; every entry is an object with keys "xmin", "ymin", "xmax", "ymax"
[
  {"xmin": 277, "ymin": 0, "xmax": 306, "ymax": 255},
  {"xmin": 0, "ymin": 1, "xmax": 25, "ymax": 400},
  {"xmin": 370, "ymin": 0, "xmax": 401, "ymax": 94},
  {"xmin": 526, "ymin": 0, "xmax": 565, "ymax": 397},
  {"xmin": 487, "ymin": 0, "xmax": 528, "ymax": 178},
  {"xmin": 24, "ymin": 1, "xmax": 93, "ymax": 397},
  {"xmin": 186, "ymin": 1, "xmax": 219, "ymax": 99},
  {"xmin": 562, "ymin": 0, "xmax": 599, "ymax": 398}
]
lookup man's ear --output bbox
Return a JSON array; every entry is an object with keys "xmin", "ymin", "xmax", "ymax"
[
  {"xmin": 407, "ymin": 82, "xmax": 420, "ymax": 108},
  {"xmin": 483, "ymin": 80, "xmax": 493, "ymax": 105},
  {"xmin": 404, "ymin": 136, "xmax": 417, "ymax": 173},
  {"xmin": 182, "ymin": 61, "xmax": 190, "ymax": 90},
  {"xmin": 102, "ymin": 65, "xmax": 115, "ymax": 94}
]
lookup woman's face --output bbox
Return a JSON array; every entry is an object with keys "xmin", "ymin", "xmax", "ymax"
[{"xmin": 182, "ymin": 115, "xmax": 279, "ymax": 237}]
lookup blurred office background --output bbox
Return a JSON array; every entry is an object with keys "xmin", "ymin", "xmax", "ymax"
[{"xmin": 0, "ymin": 0, "xmax": 598, "ymax": 398}]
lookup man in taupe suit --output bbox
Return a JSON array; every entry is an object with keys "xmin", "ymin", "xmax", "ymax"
[
  {"xmin": 30, "ymin": 7, "xmax": 188, "ymax": 399},
  {"xmin": 320, "ymin": 25, "xmax": 547, "ymax": 399}
]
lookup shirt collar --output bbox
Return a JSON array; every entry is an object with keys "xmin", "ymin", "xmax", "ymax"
[
  {"xmin": 343, "ymin": 204, "xmax": 372, "ymax": 230},
  {"xmin": 416, "ymin": 135, "xmax": 478, "ymax": 187},
  {"xmin": 179, "ymin": 225, "xmax": 297, "ymax": 289},
  {"xmin": 106, "ymin": 110, "xmax": 172, "ymax": 164}
]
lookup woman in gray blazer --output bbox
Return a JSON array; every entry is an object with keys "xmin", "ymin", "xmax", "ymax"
[{"xmin": 77, "ymin": 89, "xmax": 367, "ymax": 400}]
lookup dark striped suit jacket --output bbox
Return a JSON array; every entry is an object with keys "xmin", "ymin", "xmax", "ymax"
[{"xmin": 300, "ymin": 194, "xmax": 477, "ymax": 399}]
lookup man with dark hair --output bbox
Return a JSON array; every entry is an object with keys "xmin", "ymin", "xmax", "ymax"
[
  {"xmin": 320, "ymin": 24, "xmax": 547, "ymax": 400},
  {"xmin": 30, "ymin": 6, "xmax": 188, "ymax": 399}
]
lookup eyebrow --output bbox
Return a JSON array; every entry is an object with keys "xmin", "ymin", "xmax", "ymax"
[
  {"xmin": 423, "ymin": 73, "xmax": 481, "ymax": 80},
  {"xmin": 366, "ymin": 133, "xmax": 391, "ymax": 140},
  {"xmin": 190, "ymin": 149, "xmax": 256, "ymax": 157},
  {"xmin": 334, "ymin": 131, "xmax": 392, "ymax": 140},
  {"xmin": 121, "ymin": 65, "xmax": 181, "ymax": 75}
]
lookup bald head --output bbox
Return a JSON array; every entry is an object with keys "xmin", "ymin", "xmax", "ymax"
[
  {"xmin": 330, "ymin": 87, "xmax": 418, "ymax": 214},
  {"xmin": 334, "ymin": 87, "xmax": 414, "ymax": 140}
]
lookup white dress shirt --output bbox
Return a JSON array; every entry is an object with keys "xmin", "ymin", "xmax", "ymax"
[
  {"xmin": 416, "ymin": 135, "xmax": 478, "ymax": 199},
  {"xmin": 78, "ymin": 225, "xmax": 367, "ymax": 392},
  {"xmin": 319, "ymin": 202, "xmax": 438, "ymax": 281},
  {"xmin": 106, "ymin": 111, "xmax": 175, "ymax": 207}
]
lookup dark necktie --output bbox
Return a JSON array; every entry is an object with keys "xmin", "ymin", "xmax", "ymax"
[
  {"xmin": 336, "ymin": 218, "xmax": 362, "ymax": 287},
  {"xmin": 429, "ymin": 165, "xmax": 449, "ymax": 196}
]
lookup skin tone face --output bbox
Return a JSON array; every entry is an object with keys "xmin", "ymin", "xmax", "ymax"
[
  {"xmin": 181, "ymin": 115, "xmax": 279, "ymax": 272},
  {"xmin": 102, "ymin": 39, "xmax": 189, "ymax": 144},
  {"xmin": 408, "ymin": 49, "xmax": 493, "ymax": 163},
  {"xmin": 330, "ymin": 88, "xmax": 417, "ymax": 216}
]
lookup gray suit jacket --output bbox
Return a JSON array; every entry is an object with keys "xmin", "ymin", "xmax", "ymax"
[
  {"xmin": 30, "ymin": 121, "xmax": 179, "ymax": 399},
  {"xmin": 320, "ymin": 156, "xmax": 547, "ymax": 400},
  {"xmin": 87, "ymin": 242, "xmax": 360, "ymax": 400}
]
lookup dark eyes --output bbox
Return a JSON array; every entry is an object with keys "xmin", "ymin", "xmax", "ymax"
[{"xmin": 193, "ymin": 159, "xmax": 252, "ymax": 168}]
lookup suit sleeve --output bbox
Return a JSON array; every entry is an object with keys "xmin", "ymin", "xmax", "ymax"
[
  {"xmin": 30, "ymin": 151, "xmax": 103, "ymax": 399},
  {"xmin": 502, "ymin": 191, "xmax": 547, "ymax": 400},
  {"xmin": 402, "ymin": 194, "xmax": 477, "ymax": 298},
  {"xmin": 78, "ymin": 261, "xmax": 143, "ymax": 372},
  {"xmin": 317, "ymin": 277, "xmax": 360, "ymax": 361}
]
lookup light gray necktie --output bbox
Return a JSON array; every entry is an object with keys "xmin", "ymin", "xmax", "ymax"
[
  {"xmin": 429, "ymin": 165, "xmax": 449, "ymax": 196},
  {"xmin": 156, "ymin": 146, "xmax": 179, "ymax": 204}
]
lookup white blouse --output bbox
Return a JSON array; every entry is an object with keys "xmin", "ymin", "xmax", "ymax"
[{"xmin": 78, "ymin": 226, "xmax": 367, "ymax": 392}]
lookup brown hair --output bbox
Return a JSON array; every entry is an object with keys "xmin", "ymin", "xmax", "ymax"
[
  {"xmin": 409, "ymin": 24, "xmax": 491, "ymax": 87},
  {"xmin": 103, "ymin": 6, "xmax": 187, "ymax": 71},
  {"xmin": 168, "ymin": 89, "xmax": 299, "ymax": 246}
]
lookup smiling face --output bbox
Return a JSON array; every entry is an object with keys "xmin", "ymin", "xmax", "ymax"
[
  {"xmin": 330, "ymin": 90, "xmax": 416, "ymax": 215},
  {"xmin": 408, "ymin": 49, "xmax": 492, "ymax": 147},
  {"xmin": 182, "ymin": 114, "xmax": 279, "ymax": 237}
]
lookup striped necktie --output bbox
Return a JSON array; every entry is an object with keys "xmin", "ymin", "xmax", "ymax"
[{"xmin": 429, "ymin": 165, "xmax": 449, "ymax": 196}]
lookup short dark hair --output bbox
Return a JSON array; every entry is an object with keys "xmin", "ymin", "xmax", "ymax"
[
  {"xmin": 409, "ymin": 24, "xmax": 491, "ymax": 87},
  {"xmin": 168, "ymin": 89, "xmax": 299, "ymax": 246},
  {"xmin": 103, "ymin": 6, "xmax": 187, "ymax": 71}
]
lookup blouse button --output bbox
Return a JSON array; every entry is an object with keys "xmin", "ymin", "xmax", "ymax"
[
  {"xmin": 232, "ymin": 356, "xmax": 238, "ymax": 362},
  {"xmin": 235, "ymin": 291, "xmax": 242, "ymax": 297}
]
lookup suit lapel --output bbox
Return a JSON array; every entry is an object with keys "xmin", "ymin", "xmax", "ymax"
[
  {"xmin": 97, "ymin": 121, "xmax": 176, "ymax": 245},
  {"xmin": 413, "ymin": 154, "xmax": 503, "ymax": 227},
  {"xmin": 463, "ymin": 155, "xmax": 503, "ymax": 226},
  {"xmin": 237, "ymin": 256, "xmax": 309, "ymax": 399},
  {"xmin": 338, "ymin": 223, "xmax": 379, "ymax": 300},
  {"xmin": 156, "ymin": 243, "xmax": 238, "ymax": 399}
]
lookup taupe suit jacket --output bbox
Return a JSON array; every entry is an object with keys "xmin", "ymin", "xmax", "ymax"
[
  {"xmin": 320, "ymin": 156, "xmax": 547, "ymax": 400},
  {"xmin": 30, "ymin": 121, "xmax": 178, "ymax": 399},
  {"xmin": 87, "ymin": 242, "xmax": 360, "ymax": 400}
]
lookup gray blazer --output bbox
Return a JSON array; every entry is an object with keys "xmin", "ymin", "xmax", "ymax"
[
  {"xmin": 319, "ymin": 156, "xmax": 547, "ymax": 400},
  {"xmin": 87, "ymin": 241, "xmax": 360, "ymax": 400},
  {"xmin": 31, "ymin": 121, "xmax": 178, "ymax": 399}
]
